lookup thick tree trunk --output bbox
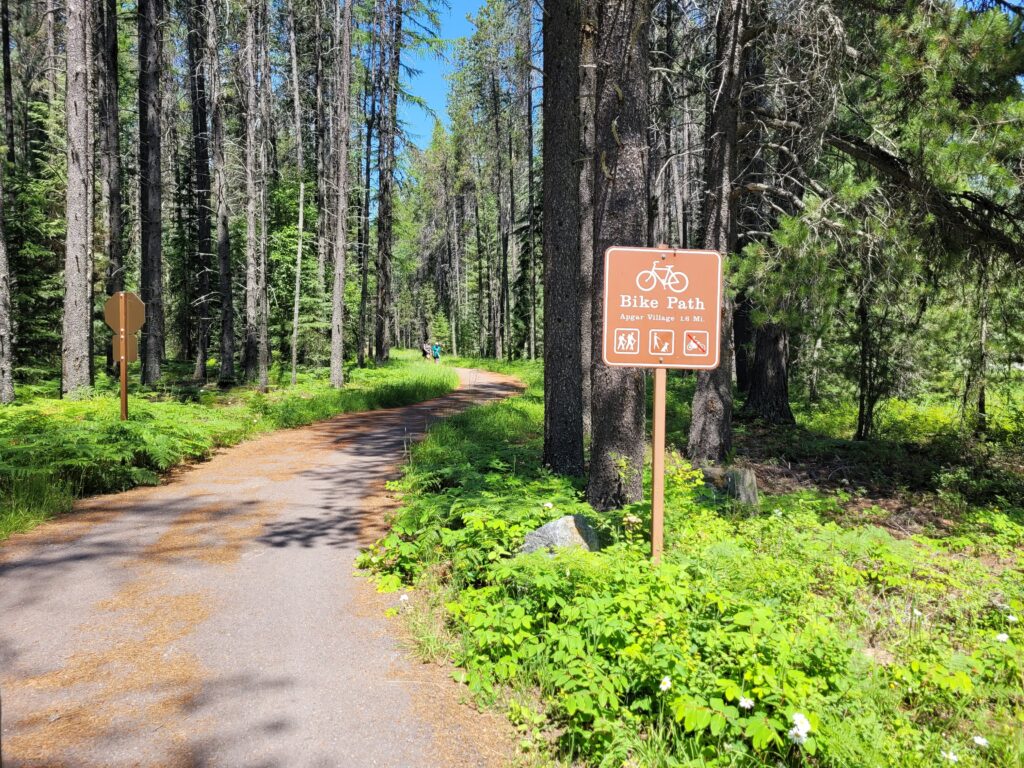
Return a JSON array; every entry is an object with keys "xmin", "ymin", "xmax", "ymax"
[
  {"xmin": 579, "ymin": 0, "xmax": 596, "ymax": 439},
  {"xmin": 373, "ymin": 0, "xmax": 400, "ymax": 365},
  {"xmin": 287, "ymin": 1, "xmax": 305, "ymax": 386},
  {"xmin": 0, "ymin": 134, "xmax": 11, "ymax": 402},
  {"xmin": 741, "ymin": 323, "xmax": 795, "ymax": 424},
  {"xmin": 587, "ymin": 0, "xmax": 650, "ymax": 511},
  {"xmin": 329, "ymin": 0, "xmax": 353, "ymax": 385},
  {"xmin": 139, "ymin": 0, "xmax": 164, "ymax": 385},
  {"xmin": 187, "ymin": 0, "xmax": 212, "ymax": 382},
  {"xmin": 98, "ymin": 0, "xmax": 123, "ymax": 376},
  {"xmin": 541, "ymin": 0, "xmax": 583, "ymax": 475},
  {"xmin": 206, "ymin": 0, "xmax": 234, "ymax": 385},
  {"xmin": 686, "ymin": 0, "xmax": 746, "ymax": 463},
  {"xmin": 62, "ymin": 0, "xmax": 92, "ymax": 395}
]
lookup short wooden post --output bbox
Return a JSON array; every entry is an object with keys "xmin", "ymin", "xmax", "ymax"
[{"xmin": 119, "ymin": 291, "xmax": 128, "ymax": 421}]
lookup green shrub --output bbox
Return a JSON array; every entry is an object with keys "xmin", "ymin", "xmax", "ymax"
[{"xmin": 362, "ymin": 362, "xmax": 1024, "ymax": 768}]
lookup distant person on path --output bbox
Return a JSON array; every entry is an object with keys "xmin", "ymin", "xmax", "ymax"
[
  {"xmin": 431, "ymin": 343, "xmax": 441, "ymax": 364},
  {"xmin": 421, "ymin": 341, "xmax": 431, "ymax": 360}
]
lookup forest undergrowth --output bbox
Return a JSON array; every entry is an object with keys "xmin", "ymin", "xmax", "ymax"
[
  {"xmin": 0, "ymin": 350, "xmax": 458, "ymax": 540},
  {"xmin": 361, "ymin": 359, "xmax": 1024, "ymax": 768}
]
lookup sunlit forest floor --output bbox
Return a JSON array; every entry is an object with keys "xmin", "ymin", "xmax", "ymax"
[
  {"xmin": 0, "ymin": 350, "xmax": 459, "ymax": 540},
  {"xmin": 663, "ymin": 372, "xmax": 1024, "ymax": 544},
  {"xmin": 362, "ymin": 359, "xmax": 1023, "ymax": 768}
]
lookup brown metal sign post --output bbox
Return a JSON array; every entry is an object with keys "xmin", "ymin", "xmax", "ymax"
[
  {"xmin": 103, "ymin": 291, "xmax": 146, "ymax": 420},
  {"xmin": 602, "ymin": 246, "xmax": 722, "ymax": 562}
]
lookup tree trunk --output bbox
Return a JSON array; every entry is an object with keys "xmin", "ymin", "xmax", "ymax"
[
  {"xmin": 0, "ymin": 131, "xmax": 11, "ymax": 402},
  {"xmin": 474, "ymin": 189, "xmax": 485, "ymax": 354},
  {"xmin": 373, "ymin": 0, "xmax": 400, "ymax": 365},
  {"xmin": 62, "ymin": 0, "xmax": 92, "ymax": 395},
  {"xmin": 139, "ymin": 0, "xmax": 164, "ymax": 385},
  {"xmin": 542, "ymin": 0, "xmax": 583, "ymax": 475},
  {"xmin": 488, "ymin": 73, "xmax": 507, "ymax": 360},
  {"xmin": 579, "ymin": 0, "xmax": 596, "ymax": 438},
  {"xmin": 587, "ymin": 0, "xmax": 650, "ymax": 511},
  {"xmin": 741, "ymin": 323, "xmax": 795, "ymax": 424},
  {"xmin": 256, "ymin": 0, "xmax": 271, "ymax": 392},
  {"xmin": 315, "ymin": 0, "xmax": 329, "ymax": 295},
  {"xmin": 329, "ymin": 0, "xmax": 353, "ymax": 385},
  {"xmin": 187, "ymin": 0, "xmax": 212, "ymax": 382},
  {"xmin": 287, "ymin": 0, "xmax": 305, "ymax": 386},
  {"xmin": 98, "ymin": 0, "xmax": 123, "ymax": 377},
  {"xmin": 357, "ymin": 34, "xmax": 380, "ymax": 369},
  {"xmin": 242, "ymin": 0, "xmax": 260, "ymax": 382},
  {"xmin": 686, "ymin": 0, "xmax": 746, "ymax": 463},
  {"xmin": 206, "ymin": 0, "xmax": 233, "ymax": 385},
  {"xmin": 1, "ymin": 0, "xmax": 13, "ymax": 163}
]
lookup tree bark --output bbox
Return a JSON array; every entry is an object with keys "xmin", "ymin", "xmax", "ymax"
[
  {"xmin": 1, "ymin": 0, "xmax": 14, "ymax": 164},
  {"xmin": 587, "ymin": 0, "xmax": 650, "ymax": 511},
  {"xmin": 741, "ymin": 322, "xmax": 795, "ymax": 424},
  {"xmin": 242, "ymin": 0, "xmax": 260, "ymax": 382},
  {"xmin": 579, "ymin": 0, "xmax": 596, "ymax": 438},
  {"xmin": 257, "ymin": 2, "xmax": 270, "ymax": 391},
  {"xmin": 686, "ymin": 0, "xmax": 746, "ymax": 463},
  {"xmin": 98, "ymin": 0, "xmax": 123, "ymax": 376},
  {"xmin": 0, "ymin": 128, "xmax": 11, "ymax": 402},
  {"xmin": 139, "ymin": 0, "xmax": 164, "ymax": 385},
  {"xmin": 62, "ymin": 0, "xmax": 92, "ymax": 395},
  {"xmin": 357, "ymin": 23, "xmax": 381, "ymax": 369},
  {"xmin": 206, "ymin": 0, "xmax": 233, "ymax": 385},
  {"xmin": 542, "ymin": 0, "xmax": 584, "ymax": 475},
  {"xmin": 373, "ymin": 0, "xmax": 400, "ymax": 365},
  {"xmin": 287, "ymin": 0, "xmax": 305, "ymax": 386},
  {"xmin": 329, "ymin": 0, "xmax": 353, "ymax": 385},
  {"xmin": 187, "ymin": 0, "xmax": 212, "ymax": 382}
]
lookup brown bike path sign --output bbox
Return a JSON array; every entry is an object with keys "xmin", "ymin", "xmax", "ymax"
[{"xmin": 601, "ymin": 246, "xmax": 722, "ymax": 370}]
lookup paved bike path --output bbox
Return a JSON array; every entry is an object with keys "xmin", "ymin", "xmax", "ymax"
[{"xmin": 0, "ymin": 368, "xmax": 522, "ymax": 768}]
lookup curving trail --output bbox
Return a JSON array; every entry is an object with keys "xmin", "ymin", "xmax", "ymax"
[{"xmin": 0, "ymin": 368, "xmax": 523, "ymax": 768}]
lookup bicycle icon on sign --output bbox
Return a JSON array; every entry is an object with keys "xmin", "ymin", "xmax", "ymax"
[{"xmin": 635, "ymin": 261, "xmax": 689, "ymax": 294}]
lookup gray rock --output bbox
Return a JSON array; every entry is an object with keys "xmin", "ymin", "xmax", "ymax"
[
  {"xmin": 519, "ymin": 514, "xmax": 601, "ymax": 555},
  {"xmin": 702, "ymin": 466, "xmax": 759, "ymax": 507}
]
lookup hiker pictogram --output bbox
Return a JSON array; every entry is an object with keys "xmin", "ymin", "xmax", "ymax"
[
  {"xmin": 615, "ymin": 328, "xmax": 640, "ymax": 354},
  {"xmin": 636, "ymin": 261, "xmax": 689, "ymax": 294},
  {"xmin": 649, "ymin": 329, "xmax": 674, "ymax": 356},
  {"xmin": 683, "ymin": 330, "xmax": 709, "ymax": 356}
]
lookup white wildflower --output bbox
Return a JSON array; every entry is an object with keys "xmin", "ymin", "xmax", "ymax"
[
  {"xmin": 738, "ymin": 697, "xmax": 755, "ymax": 710},
  {"xmin": 659, "ymin": 676, "xmax": 672, "ymax": 692},
  {"xmin": 996, "ymin": 632, "xmax": 1010, "ymax": 643},
  {"xmin": 972, "ymin": 736, "xmax": 989, "ymax": 748},
  {"xmin": 941, "ymin": 750, "xmax": 959, "ymax": 763},
  {"xmin": 1008, "ymin": 614, "xmax": 1018, "ymax": 623},
  {"xmin": 399, "ymin": 594, "xmax": 409, "ymax": 603},
  {"xmin": 788, "ymin": 713, "xmax": 811, "ymax": 745},
  {"xmin": 623, "ymin": 514, "xmax": 642, "ymax": 526},
  {"xmin": 543, "ymin": 502, "xmax": 554, "ymax": 509},
  {"xmin": 913, "ymin": 609, "xmax": 923, "ymax": 618}
]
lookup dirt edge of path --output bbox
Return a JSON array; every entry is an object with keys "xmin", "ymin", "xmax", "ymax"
[{"xmin": 353, "ymin": 368, "xmax": 527, "ymax": 768}]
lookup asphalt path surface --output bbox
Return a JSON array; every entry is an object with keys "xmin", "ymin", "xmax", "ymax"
[{"xmin": 0, "ymin": 368, "xmax": 522, "ymax": 768}]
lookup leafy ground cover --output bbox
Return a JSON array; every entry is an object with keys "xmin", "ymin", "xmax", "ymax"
[
  {"xmin": 0, "ymin": 351, "xmax": 458, "ymax": 540},
  {"xmin": 361, "ymin": 360, "xmax": 1023, "ymax": 767}
]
